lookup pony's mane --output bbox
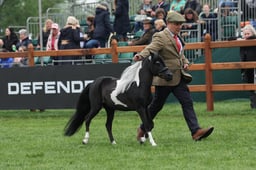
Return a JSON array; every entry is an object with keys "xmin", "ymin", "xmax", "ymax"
[{"xmin": 115, "ymin": 61, "xmax": 142, "ymax": 94}]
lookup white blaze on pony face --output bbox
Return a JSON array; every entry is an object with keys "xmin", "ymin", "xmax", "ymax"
[{"xmin": 110, "ymin": 61, "xmax": 142, "ymax": 107}]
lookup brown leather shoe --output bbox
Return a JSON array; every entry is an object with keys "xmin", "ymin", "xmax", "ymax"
[
  {"xmin": 192, "ymin": 127, "xmax": 214, "ymax": 141},
  {"xmin": 137, "ymin": 127, "xmax": 145, "ymax": 141}
]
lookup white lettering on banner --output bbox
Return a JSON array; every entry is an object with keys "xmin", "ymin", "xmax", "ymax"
[
  {"xmin": 45, "ymin": 81, "xmax": 56, "ymax": 94},
  {"xmin": 8, "ymin": 83, "xmax": 19, "ymax": 95},
  {"xmin": 32, "ymin": 82, "xmax": 43, "ymax": 94},
  {"xmin": 71, "ymin": 81, "xmax": 84, "ymax": 93},
  {"xmin": 21, "ymin": 82, "xmax": 32, "ymax": 94},
  {"xmin": 7, "ymin": 80, "xmax": 93, "ymax": 95},
  {"xmin": 57, "ymin": 81, "xmax": 70, "ymax": 94}
]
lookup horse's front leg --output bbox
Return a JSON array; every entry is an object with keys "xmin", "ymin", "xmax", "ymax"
[
  {"xmin": 105, "ymin": 107, "xmax": 116, "ymax": 144},
  {"xmin": 137, "ymin": 107, "xmax": 157, "ymax": 146}
]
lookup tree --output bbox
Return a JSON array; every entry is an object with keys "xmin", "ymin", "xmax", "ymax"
[{"xmin": 0, "ymin": 0, "xmax": 65, "ymax": 36}]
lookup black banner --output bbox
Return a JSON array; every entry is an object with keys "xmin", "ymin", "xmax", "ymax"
[{"xmin": 0, "ymin": 64, "xmax": 130, "ymax": 109}]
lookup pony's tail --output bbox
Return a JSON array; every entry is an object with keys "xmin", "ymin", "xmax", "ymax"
[{"xmin": 64, "ymin": 84, "xmax": 91, "ymax": 136}]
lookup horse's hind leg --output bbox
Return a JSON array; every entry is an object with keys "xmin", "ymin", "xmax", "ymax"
[
  {"xmin": 104, "ymin": 107, "xmax": 116, "ymax": 144},
  {"xmin": 82, "ymin": 107, "xmax": 101, "ymax": 144}
]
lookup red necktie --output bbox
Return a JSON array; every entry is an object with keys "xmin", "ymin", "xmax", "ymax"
[{"xmin": 174, "ymin": 35, "xmax": 181, "ymax": 53}]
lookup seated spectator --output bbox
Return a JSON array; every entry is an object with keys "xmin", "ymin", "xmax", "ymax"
[
  {"xmin": 0, "ymin": 27, "xmax": 19, "ymax": 68},
  {"xmin": 134, "ymin": 0, "xmax": 153, "ymax": 32},
  {"xmin": 154, "ymin": 19, "xmax": 166, "ymax": 32},
  {"xmin": 169, "ymin": 0, "xmax": 186, "ymax": 14},
  {"xmin": 128, "ymin": 18, "xmax": 155, "ymax": 46},
  {"xmin": 83, "ymin": 16, "xmax": 100, "ymax": 62},
  {"xmin": 182, "ymin": 0, "xmax": 202, "ymax": 15},
  {"xmin": 199, "ymin": 4, "xmax": 218, "ymax": 41},
  {"xmin": 150, "ymin": 0, "xmax": 170, "ymax": 18},
  {"xmin": 1, "ymin": 27, "xmax": 19, "ymax": 52},
  {"xmin": 84, "ymin": 16, "xmax": 99, "ymax": 49},
  {"xmin": 14, "ymin": 29, "xmax": 32, "ymax": 66},
  {"xmin": 182, "ymin": 8, "xmax": 199, "ymax": 39}
]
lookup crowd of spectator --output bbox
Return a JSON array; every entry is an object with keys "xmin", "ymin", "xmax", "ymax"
[{"xmin": 0, "ymin": 0, "xmax": 255, "ymax": 67}]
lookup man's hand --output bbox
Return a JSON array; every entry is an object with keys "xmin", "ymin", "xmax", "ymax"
[
  {"xmin": 183, "ymin": 63, "xmax": 190, "ymax": 70},
  {"xmin": 133, "ymin": 54, "xmax": 143, "ymax": 61}
]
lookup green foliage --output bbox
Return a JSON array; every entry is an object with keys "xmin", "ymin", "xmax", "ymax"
[
  {"xmin": 0, "ymin": 0, "xmax": 64, "ymax": 35},
  {"xmin": 0, "ymin": 100, "xmax": 256, "ymax": 169}
]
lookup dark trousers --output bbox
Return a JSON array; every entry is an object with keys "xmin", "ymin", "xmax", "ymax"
[{"xmin": 142, "ymin": 79, "xmax": 200, "ymax": 135}]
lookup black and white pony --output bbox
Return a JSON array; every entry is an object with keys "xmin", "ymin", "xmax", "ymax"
[{"xmin": 64, "ymin": 53, "xmax": 172, "ymax": 146}]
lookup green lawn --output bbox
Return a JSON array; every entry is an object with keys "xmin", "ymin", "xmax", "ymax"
[{"xmin": 0, "ymin": 100, "xmax": 255, "ymax": 170}]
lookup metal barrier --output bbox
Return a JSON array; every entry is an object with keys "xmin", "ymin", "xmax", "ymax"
[
  {"xmin": 181, "ymin": 23, "xmax": 202, "ymax": 62},
  {"xmin": 26, "ymin": 16, "xmax": 46, "ymax": 40}
]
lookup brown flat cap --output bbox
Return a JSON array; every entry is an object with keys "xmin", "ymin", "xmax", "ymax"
[{"xmin": 166, "ymin": 11, "xmax": 186, "ymax": 23}]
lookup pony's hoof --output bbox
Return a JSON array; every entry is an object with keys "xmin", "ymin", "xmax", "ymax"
[
  {"xmin": 82, "ymin": 139, "xmax": 89, "ymax": 144},
  {"xmin": 112, "ymin": 141, "xmax": 117, "ymax": 145},
  {"xmin": 138, "ymin": 136, "xmax": 146, "ymax": 144},
  {"xmin": 151, "ymin": 143, "xmax": 157, "ymax": 146}
]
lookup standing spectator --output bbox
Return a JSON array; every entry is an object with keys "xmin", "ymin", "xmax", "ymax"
[
  {"xmin": 113, "ymin": 0, "xmax": 130, "ymax": 41},
  {"xmin": 240, "ymin": 24, "xmax": 256, "ymax": 109},
  {"xmin": 128, "ymin": 18, "xmax": 155, "ymax": 46},
  {"xmin": 137, "ymin": 0, "xmax": 153, "ymax": 17},
  {"xmin": 46, "ymin": 23, "xmax": 60, "ymax": 51},
  {"xmin": 134, "ymin": 0, "xmax": 153, "ymax": 32},
  {"xmin": 151, "ymin": 0, "xmax": 170, "ymax": 18},
  {"xmin": 169, "ymin": 0, "xmax": 186, "ymax": 14},
  {"xmin": 93, "ymin": 2, "xmax": 113, "ymax": 47},
  {"xmin": 57, "ymin": 16, "xmax": 86, "ymax": 65},
  {"xmin": 133, "ymin": 11, "xmax": 214, "ymax": 142},
  {"xmin": 182, "ymin": 8, "xmax": 199, "ymax": 39},
  {"xmin": 154, "ymin": 8, "xmax": 166, "ymax": 22},
  {"xmin": 37, "ymin": 19, "xmax": 53, "ymax": 49},
  {"xmin": 200, "ymin": 4, "xmax": 218, "ymax": 41},
  {"xmin": 182, "ymin": 0, "xmax": 202, "ymax": 15},
  {"xmin": 0, "ymin": 27, "xmax": 19, "ymax": 68}
]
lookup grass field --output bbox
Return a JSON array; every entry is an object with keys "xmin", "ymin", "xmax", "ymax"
[{"xmin": 0, "ymin": 99, "xmax": 255, "ymax": 170}]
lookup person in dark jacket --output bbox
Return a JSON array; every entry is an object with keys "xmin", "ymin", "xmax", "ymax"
[
  {"xmin": 182, "ymin": 0, "xmax": 202, "ymax": 15},
  {"xmin": 240, "ymin": 24, "xmax": 256, "ymax": 108},
  {"xmin": 1, "ymin": 27, "xmax": 19, "ymax": 52},
  {"xmin": 0, "ymin": 27, "xmax": 19, "ymax": 68},
  {"xmin": 93, "ymin": 2, "xmax": 113, "ymax": 47},
  {"xmin": 113, "ymin": 0, "xmax": 130, "ymax": 41},
  {"xmin": 151, "ymin": 0, "xmax": 170, "ymax": 18},
  {"xmin": 57, "ymin": 16, "xmax": 85, "ymax": 65}
]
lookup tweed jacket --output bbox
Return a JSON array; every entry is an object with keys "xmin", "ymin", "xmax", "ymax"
[{"xmin": 139, "ymin": 28, "xmax": 189, "ymax": 86}]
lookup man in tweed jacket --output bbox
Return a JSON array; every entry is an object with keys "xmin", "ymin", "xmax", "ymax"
[{"xmin": 134, "ymin": 11, "xmax": 214, "ymax": 142}]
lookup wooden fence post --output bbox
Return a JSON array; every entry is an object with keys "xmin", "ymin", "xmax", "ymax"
[
  {"xmin": 28, "ymin": 44, "xmax": 35, "ymax": 67},
  {"xmin": 204, "ymin": 34, "xmax": 214, "ymax": 111},
  {"xmin": 111, "ymin": 39, "xmax": 118, "ymax": 63}
]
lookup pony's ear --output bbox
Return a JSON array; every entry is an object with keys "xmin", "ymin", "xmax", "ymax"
[
  {"xmin": 149, "ymin": 52, "xmax": 156, "ymax": 61},
  {"xmin": 148, "ymin": 55, "xmax": 152, "ymax": 61}
]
